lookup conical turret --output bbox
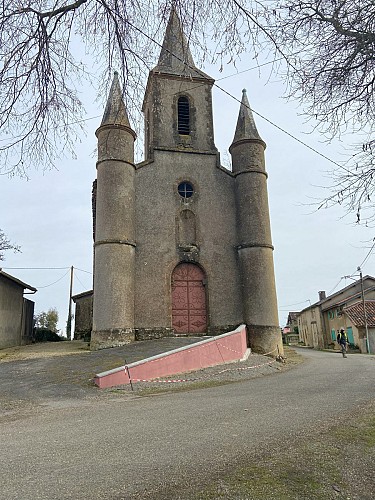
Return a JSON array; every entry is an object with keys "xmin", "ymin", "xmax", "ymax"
[
  {"xmin": 91, "ymin": 73, "xmax": 136, "ymax": 350},
  {"xmin": 231, "ymin": 89, "xmax": 282, "ymax": 356},
  {"xmin": 100, "ymin": 72, "xmax": 131, "ymax": 128},
  {"xmin": 231, "ymin": 89, "xmax": 266, "ymax": 147},
  {"xmin": 229, "ymin": 89, "xmax": 266, "ymax": 174}
]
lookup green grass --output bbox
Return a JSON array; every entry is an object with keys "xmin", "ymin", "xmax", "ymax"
[{"xmin": 151, "ymin": 402, "xmax": 375, "ymax": 500}]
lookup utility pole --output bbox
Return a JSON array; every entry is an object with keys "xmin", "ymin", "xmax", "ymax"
[
  {"xmin": 66, "ymin": 266, "xmax": 74, "ymax": 341},
  {"xmin": 358, "ymin": 267, "xmax": 370, "ymax": 354}
]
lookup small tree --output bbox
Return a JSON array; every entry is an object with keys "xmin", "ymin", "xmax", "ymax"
[{"xmin": 34, "ymin": 308, "xmax": 59, "ymax": 333}]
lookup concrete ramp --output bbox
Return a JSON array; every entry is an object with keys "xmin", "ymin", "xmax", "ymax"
[{"xmin": 94, "ymin": 325, "xmax": 249, "ymax": 388}]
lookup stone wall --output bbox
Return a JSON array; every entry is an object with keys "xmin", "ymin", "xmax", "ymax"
[
  {"xmin": 0, "ymin": 276, "xmax": 24, "ymax": 349},
  {"xmin": 73, "ymin": 291, "xmax": 93, "ymax": 341}
]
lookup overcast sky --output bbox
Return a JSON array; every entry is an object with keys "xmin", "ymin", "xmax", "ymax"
[{"xmin": 1, "ymin": 44, "xmax": 373, "ymax": 334}]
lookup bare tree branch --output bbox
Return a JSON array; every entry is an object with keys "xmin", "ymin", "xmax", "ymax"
[
  {"xmin": 0, "ymin": 229, "xmax": 20, "ymax": 261},
  {"xmin": 1, "ymin": 0, "xmax": 375, "ymax": 226}
]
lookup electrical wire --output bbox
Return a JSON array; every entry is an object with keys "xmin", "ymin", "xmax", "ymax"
[
  {"xmin": 327, "ymin": 278, "xmax": 344, "ymax": 295},
  {"xmin": 73, "ymin": 270, "xmax": 90, "ymax": 290},
  {"xmin": 2, "ymin": 266, "xmax": 70, "ymax": 270},
  {"xmin": 34, "ymin": 269, "xmax": 70, "ymax": 289},
  {"xmin": 125, "ymin": 19, "xmax": 353, "ymax": 174},
  {"xmin": 358, "ymin": 240, "xmax": 375, "ymax": 270},
  {"xmin": 74, "ymin": 267, "xmax": 93, "ymax": 274},
  {"xmin": 278, "ymin": 299, "xmax": 310, "ymax": 308}
]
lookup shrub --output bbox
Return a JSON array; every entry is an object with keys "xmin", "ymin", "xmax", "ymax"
[{"xmin": 33, "ymin": 328, "xmax": 62, "ymax": 343}]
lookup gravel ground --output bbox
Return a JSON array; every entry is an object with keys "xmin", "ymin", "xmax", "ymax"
[
  {"xmin": 1, "ymin": 346, "xmax": 373, "ymax": 500},
  {"xmin": 0, "ymin": 339, "xmax": 299, "ymax": 416}
]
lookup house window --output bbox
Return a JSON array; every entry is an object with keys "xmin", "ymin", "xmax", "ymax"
[{"xmin": 178, "ymin": 96, "xmax": 190, "ymax": 135}]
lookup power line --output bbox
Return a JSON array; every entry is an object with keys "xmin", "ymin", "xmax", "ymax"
[
  {"xmin": 2, "ymin": 266, "xmax": 70, "ymax": 270},
  {"xmin": 328, "ymin": 278, "xmax": 344, "ymax": 295},
  {"xmin": 34, "ymin": 60, "xmax": 284, "ymax": 130},
  {"xmin": 73, "ymin": 270, "xmax": 90, "ymax": 290},
  {"xmin": 215, "ymin": 82, "xmax": 347, "ymax": 171},
  {"xmin": 74, "ymin": 267, "xmax": 93, "ymax": 275},
  {"xmin": 125, "ymin": 19, "xmax": 353, "ymax": 174},
  {"xmin": 34, "ymin": 269, "xmax": 70, "ymax": 289},
  {"xmin": 358, "ymin": 240, "xmax": 375, "ymax": 270},
  {"xmin": 279, "ymin": 299, "xmax": 310, "ymax": 308}
]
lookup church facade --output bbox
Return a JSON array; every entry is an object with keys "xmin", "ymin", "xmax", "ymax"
[{"xmin": 91, "ymin": 10, "xmax": 282, "ymax": 355}]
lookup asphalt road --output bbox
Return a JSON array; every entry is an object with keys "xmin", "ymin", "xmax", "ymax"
[{"xmin": 1, "ymin": 348, "xmax": 374, "ymax": 499}]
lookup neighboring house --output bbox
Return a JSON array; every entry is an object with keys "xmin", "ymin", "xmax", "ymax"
[
  {"xmin": 0, "ymin": 270, "xmax": 37, "ymax": 349},
  {"xmin": 72, "ymin": 290, "xmax": 93, "ymax": 341},
  {"xmin": 298, "ymin": 301, "xmax": 326, "ymax": 349},
  {"xmin": 344, "ymin": 301, "xmax": 375, "ymax": 353},
  {"xmin": 286, "ymin": 312, "xmax": 299, "ymax": 333},
  {"xmin": 282, "ymin": 312, "xmax": 300, "ymax": 344},
  {"xmin": 297, "ymin": 276, "xmax": 375, "ymax": 352}
]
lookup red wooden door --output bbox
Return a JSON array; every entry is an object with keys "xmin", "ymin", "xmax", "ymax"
[{"xmin": 171, "ymin": 263, "xmax": 207, "ymax": 333}]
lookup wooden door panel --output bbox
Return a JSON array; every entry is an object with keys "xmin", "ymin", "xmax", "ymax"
[{"xmin": 172, "ymin": 263, "xmax": 207, "ymax": 334}]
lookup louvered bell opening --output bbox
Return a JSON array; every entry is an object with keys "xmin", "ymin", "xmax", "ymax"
[{"xmin": 178, "ymin": 97, "xmax": 190, "ymax": 135}]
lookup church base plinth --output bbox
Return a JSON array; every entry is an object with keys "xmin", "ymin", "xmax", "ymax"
[
  {"xmin": 90, "ymin": 328, "xmax": 135, "ymax": 350},
  {"xmin": 247, "ymin": 324, "xmax": 284, "ymax": 356},
  {"xmin": 135, "ymin": 327, "xmax": 174, "ymax": 341},
  {"xmin": 207, "ymin": 324, "xmax": 240, "ymax": 336}
]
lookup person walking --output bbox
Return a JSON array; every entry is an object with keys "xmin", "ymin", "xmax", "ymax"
[{"xmin": 337, "ymin": 328, "xmax": 349, "ymax": 358}]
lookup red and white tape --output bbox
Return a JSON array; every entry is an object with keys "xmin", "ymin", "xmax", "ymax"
[{"xmin": 125, "ymin": 358, "xmax": 276, "ymax": 385}]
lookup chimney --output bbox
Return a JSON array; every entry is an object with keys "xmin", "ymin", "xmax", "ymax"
[{"xmin": 318, "ymin": 291, "xmax": 326, "ymax": 301}]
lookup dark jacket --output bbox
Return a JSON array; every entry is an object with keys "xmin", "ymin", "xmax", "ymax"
[{"xmin": 337, "ymin": 331, "xmax": 348, "ymax": 344}]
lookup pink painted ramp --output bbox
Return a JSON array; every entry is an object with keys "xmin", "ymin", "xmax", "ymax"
[{"xmin": 94, "ymin": 324, "xmax": 249, "ymax": 389}]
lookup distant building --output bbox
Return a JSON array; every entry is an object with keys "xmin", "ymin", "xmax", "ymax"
[
  {"xmin": 297, "ymin": 276, "xmax": 375, "ymax": 352},
  {"xmin": 282, "ymin": 312, "xmax": 300, "ymax": 344},
  {"xmin": 0, "ymin": 270, "xmax": 36, "ymax": 349},
  {"xmin": 72, "ymin": 290, "xmax": 93, "ymax": 341}
]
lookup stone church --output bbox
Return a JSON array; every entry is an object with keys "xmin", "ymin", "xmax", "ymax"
[{"xmin": 90, "ymin": 9, "xmax": 282, "ymax": 355}]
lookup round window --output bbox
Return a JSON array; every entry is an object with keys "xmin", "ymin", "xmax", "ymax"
[{"xmin": 178, "ymin": 182, "xmax": 194, "ymax": 199}]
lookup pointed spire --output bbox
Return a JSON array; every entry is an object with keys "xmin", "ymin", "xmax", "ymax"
[
  {"xmin": 231, "ymin": 89, "xmax": 265, "ymax": 147},
  {"xmin": 153, "ymin": 8, "xmax": 210, "ymax": 79},
  {"xmin": 100, "ymin": 72, "xmax": 131, "ymax": 127}
]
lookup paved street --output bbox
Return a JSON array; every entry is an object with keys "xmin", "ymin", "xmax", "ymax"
[{"xmin": 1, "ymin": 348, "xmax": 374, "ymax": 499}]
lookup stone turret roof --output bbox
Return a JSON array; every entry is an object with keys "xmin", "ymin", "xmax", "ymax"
[
  {"xmin": 152, "ymin": 8, "xmax": 212, "ymax": 81},
  {"xmin": 231, "ymin": 89, "xmax": 265, "ymax": 147},
  {"xmin": 100, "ymin": 72, "xmax": 131, "ymax": 127}
]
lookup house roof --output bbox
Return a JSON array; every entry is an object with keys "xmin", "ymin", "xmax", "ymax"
[
  {"xmin": 72, "ymin": 290, "xmax": 93, "ymax": 302},
  {"xmin": 287, "ymin": 312, "xmax": 299, "ymax": 321},
  {"xmin": 320, "ymin": 283, "xmax": 375, "ymax": 312},
  {"xmin": 0, "ymin": 269, "xmax": 37, "ymax": 292},
  {"xmin": 299, "ymin": 275, "xmax": 375, "ymax": 313},
  {"xmin": 344, "ymin": 300, "xmax": 375, "ymax": 327}
]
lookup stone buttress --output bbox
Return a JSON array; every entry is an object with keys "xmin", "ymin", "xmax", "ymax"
[
  {"xmin": 91, "ymin": 73, "xmax": 136, "ymax": 349},
  {"xmin": 230, "ymin": 90, "xmax": 283, "ymax": 355}
]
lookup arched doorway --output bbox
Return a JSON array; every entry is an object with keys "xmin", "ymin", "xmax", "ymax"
[{"xmin": 171, "ymin": 263, "xmax": 207, "ymax": 334}]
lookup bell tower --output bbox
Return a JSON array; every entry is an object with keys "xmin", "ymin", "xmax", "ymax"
[{"xmin": 142, "ymin": 8, "xmax": 217, "ymax": 158}]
